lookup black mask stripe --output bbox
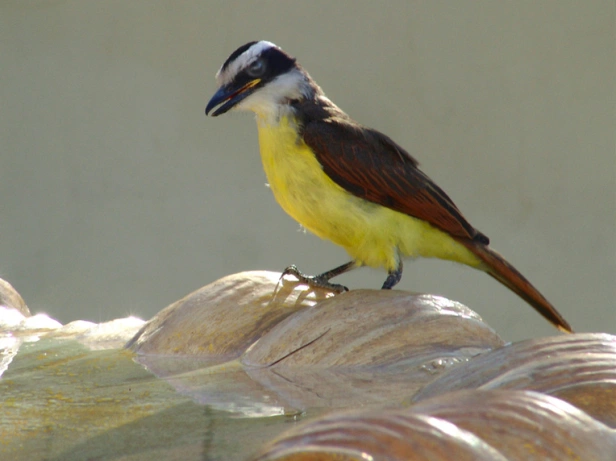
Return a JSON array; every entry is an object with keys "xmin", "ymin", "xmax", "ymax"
[{"xmin": 229, "ymin": 46, "xmax": 297, "ymax": 90}]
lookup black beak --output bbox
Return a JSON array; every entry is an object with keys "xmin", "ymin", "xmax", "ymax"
[{"xmin": 205, "ymin": 79, "xmax": 261, "ymax": 117}]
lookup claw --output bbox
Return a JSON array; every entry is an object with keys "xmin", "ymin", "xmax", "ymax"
[{"xmin": 282, "ymin": 264, "xmax": 350, "ymax": 293}]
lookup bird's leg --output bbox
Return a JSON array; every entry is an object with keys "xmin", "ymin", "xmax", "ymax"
[
  {"xmin": 282, "ymin": 261, "xmax": 356, "ymax": 293},
  {"xmin": 382, "ymin": 260, "xmax": 403, "ymax": 289}
]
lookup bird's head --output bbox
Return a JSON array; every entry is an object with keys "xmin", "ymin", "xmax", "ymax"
[{"xmin": 205, "ymin": 41, "xmax": 313, "ymax": 119}]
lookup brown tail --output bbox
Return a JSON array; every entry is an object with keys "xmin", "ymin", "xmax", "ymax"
[{"xmin": 458, "ymin": 240, "xmax": 573, "ymax": 333}]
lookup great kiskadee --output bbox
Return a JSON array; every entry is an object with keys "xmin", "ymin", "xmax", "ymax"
[{"xmin": 205, "ymin": 41, "xmax": 572, "ymax": 333}]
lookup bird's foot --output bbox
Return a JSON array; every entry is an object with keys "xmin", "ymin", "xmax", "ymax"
[
  {"xmin": 281, "ymin": 265, "xmax": 349, "ymax": 293},
  {"xmin": 381, "ymin": 260, "xmax": 403, "ymax": 289}
]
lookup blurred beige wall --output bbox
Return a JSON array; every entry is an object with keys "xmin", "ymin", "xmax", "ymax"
[{"xmin": 1, "ymin": 1, "xmax": 614, "ymax": 340}]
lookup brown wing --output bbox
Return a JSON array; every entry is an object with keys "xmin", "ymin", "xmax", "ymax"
[{"xmin": 302, "ymin": 117, "xmax": 488, "ymax": 243}]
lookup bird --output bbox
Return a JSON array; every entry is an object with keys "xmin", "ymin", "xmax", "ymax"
[{"xmin": 205, "ymin": 40, "xmax": 572, "ymax": 333}]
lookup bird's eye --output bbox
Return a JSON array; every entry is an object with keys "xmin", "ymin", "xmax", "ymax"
[{"xmin": 247, "ymin": 58, "xmax": 265, "ymax": 77}]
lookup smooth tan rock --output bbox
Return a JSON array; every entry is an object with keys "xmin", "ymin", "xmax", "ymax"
[
  {"xmin": 409, "ymin": 389, "xmax": 616, "ymax": 461},
  {"xmin": 242, "ymin": 290, "xmax": 504, "ymax": 368},
  {"xmin": 239, "ymin": 290, "xmax": 503, "ymax": 409},
  {"xmin": 412, "ymin": 333, "xmax": 616, "ymax": 427},
  {"xmin": 128, "ymin": 279, "xmax": 503, "ymax": 412},
  {"xmin": 126, "ymin": 271, "xmax": 336, "ymax": 357},
  {"xmin": 0, "ymin": 278, "xmax": 30, "ymax": 316},
  {"xmin": 252, "ymin": 409, "xmax": 508, "ymax": 461}
]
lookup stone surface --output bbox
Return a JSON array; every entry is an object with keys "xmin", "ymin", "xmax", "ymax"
[
  {"xmin": 252, "ymin": 408, "xmax": 508, "ymax": 461},
  {"xmin": 242, "ymin": 290, "xmax": 503, "ymax": 368},
  {"xmin": 0, "ymin": 278, "xmax": 30, "ymax": 316},
  {"xmin": 240, "ymin": 289, "xmax": 504, "ymax": 409},
  {"xmin": 126, "ymin": 271, "xmax": 336, "ymax": 357},
  {"xmin": 1, "ymin": 271, "xmax": 613, "ymax": 460},
  {"xmin": 254, "ymin": 388, "xmax": 616, "ymax": 460},
  {"xmin": 412, "ymin": 333, "xmax": 616, "ymax": 427},
  {"xmin": 409, "ymin": 389, "xmax": 616, "ymax": 461}
]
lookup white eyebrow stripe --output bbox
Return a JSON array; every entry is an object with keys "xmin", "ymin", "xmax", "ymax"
[{"xmin": 215, "ymin": 41, "xmax": 278, "ymax": 86}]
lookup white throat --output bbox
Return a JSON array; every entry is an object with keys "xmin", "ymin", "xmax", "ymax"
[{"xmin": 236, "ymin": 69, "xmax": 313, "ymax": 123}]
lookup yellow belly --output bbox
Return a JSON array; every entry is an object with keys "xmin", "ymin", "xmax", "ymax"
[{"xmin": 256, "ymin": 116, "xmax": 481, "ymax": 271}]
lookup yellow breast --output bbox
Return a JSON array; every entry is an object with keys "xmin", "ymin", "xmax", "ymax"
[
  {"xmin": 257, "ymin": 116, "xmax": 372, "ymax": 248},
  {"xmin": 255, "ymin": 115, "xmax": 481, "ymax": 271}
]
